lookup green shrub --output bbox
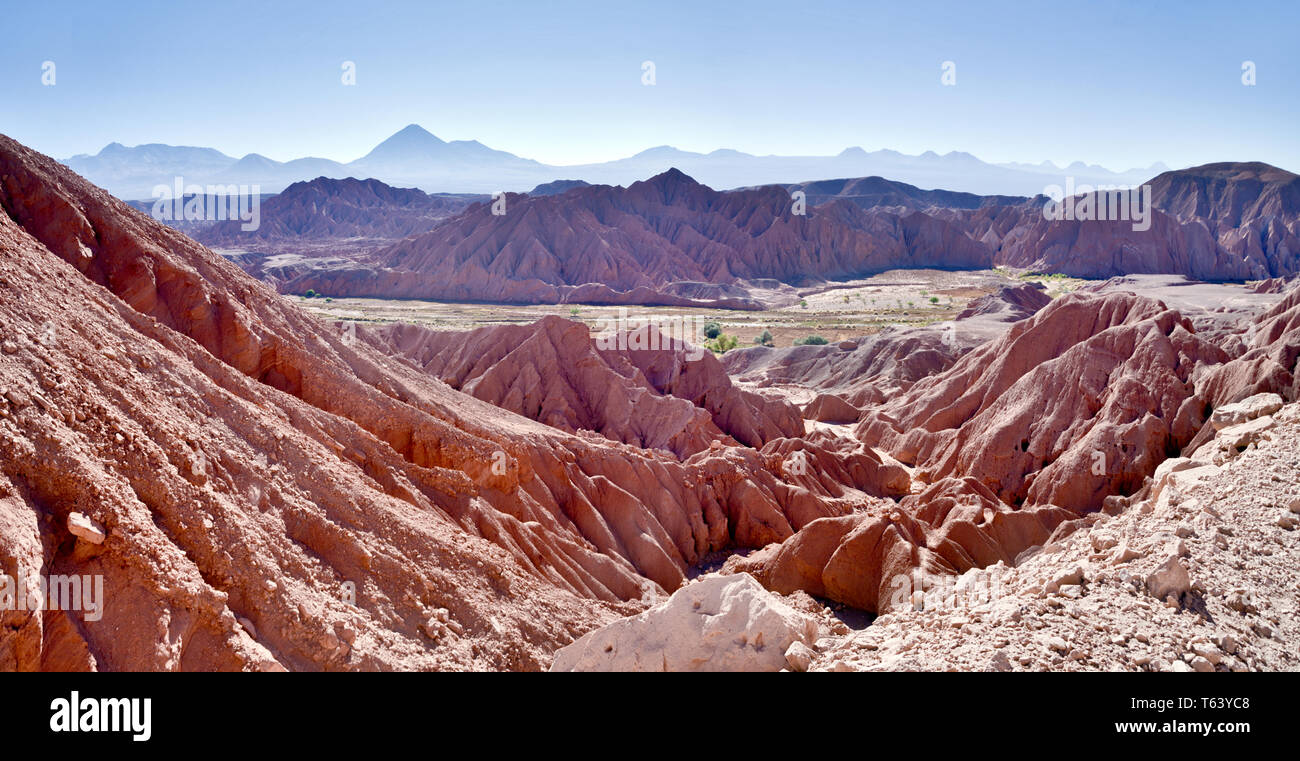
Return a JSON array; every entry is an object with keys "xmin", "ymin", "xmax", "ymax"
[
  {"xmin": 793, "ymin": 335, "xmax": 828, "ymax": 346},
  {"xmin": 702, "ymin": 321, "xmax": 722, "ymax": 339},
  {"xmin": 706, "ymin": 333, "xmax": 739, "ymax": 353}
]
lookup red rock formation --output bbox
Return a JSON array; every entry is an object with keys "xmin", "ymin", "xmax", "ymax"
[
  {"xmin": 955, "ymin": 282, "xmax": 1052, "ymax": 322},
  {"xmin": 358, "ymin": 317, "xmax": 802, "ymax": 458},
  {"xmin": 724, "ymin": 284, "xmax": 1051, "ymax": 409},
  {"xmin": 1194, "ymin": 282, "xmax": 1300, "ymax": 408},
  {"xmin": 856, "ymin": 292, "xmax": 1229, "ymax": 512},
  {"xmin": 282, "ymin": 168, "xmax": 992, "ymax": 305},
  {"xmin": 0, "ymin": 134, "xmax": 907, "ymax": 669},
  {"xmin": 803, "ymin": 393, "xmax": 862, "ymax": 424},
  {"xmin": 198, "ymin": 176, "xmax": 476, "ymax": 254},
  {"xmin": 1253, "ymin": 276, "xmax": 1296, "ymax": 294},
  {"xmin": 724, "ymin": 329, "xmax": 966, "ymax": 409},
  {"xmin": 732, "ymin": 283, "xmax": 1300, "ymax": 614},
  {"xmin": 7, "ymin": 130, "xmax": 1297, "ymax": 658},
  {"xmin": 732, "ymin": 477, "xmax": 1072, "ymax": 613},
  {"xmin": 993, "ymin": 163, "xmax": 1300, "ymax": 280},
  {"xmin": 270, "ymin": 163, "xmax": 1300, "ymax": 306}
]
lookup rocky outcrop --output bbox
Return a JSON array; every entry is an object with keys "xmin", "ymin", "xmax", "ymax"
[
  {"xmin": 1210, "ymin": 392, "xmax": 1284, "ymax": 430},
  {"xmin": 955, "ymin": 282, "xmax": 1052, "ymax": 322},
  {"xmin": 724, "ymin": 328, "xmax": 970, "ymax": 409},
  {"xmin": 734, "ymin": 283, "xmax": 1300, "ymax": 615},
  {"xmin": 359, "ymin": 317, "xmax": 803, "ymax": 458},
  {"xmin": 800, "ymin": 402, "xmax": 1300, "ymax": 671},
  {"xmin": 855, "ymin": 292, "xmax": 1229, "ymax": 513},
  {"xmin": 803, "ymin": 393, "xmax": 862, "ymax": 423},
  {"xmin": 0, "ymin": 134, "xmax": 643, "ymax": 671},
  {"xmin": 724, "ymin": 283, "xmax": 1050, "ymax": 408},
  {"xmin": 995, "ymin": 163, "xmax": 1300, "ymax": 281},
  {"xmin": 731, "ymin": 477, "xmax": 1072, "ymax": 614},
  {"xmin": 1193, "ymin": 283, "xmax": 1300, "ymax": 408},
  {"xmin": 198, "ymin": 176, "xmax": 477, "ymax": 254}
]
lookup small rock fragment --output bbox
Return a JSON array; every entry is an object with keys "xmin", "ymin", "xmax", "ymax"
[
  {"xmin": 784, "ymin": 641, "xmax": 815, "ymax": 672},
  {"xmin": 67, "ymin": 512, "xmax": 106, "ymax": 544},
  {"xmin": 1145, "ymin": 557, "xmax": 1191, "ymax": 602}
]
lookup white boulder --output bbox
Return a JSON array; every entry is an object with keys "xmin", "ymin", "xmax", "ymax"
[
  {"xmin": 1211, "ymin": 393, "xmax": 1283, "ymax": 430},
  {"xmin": 550, "ymin": 573, "xmax": 818, "ymax": 672}
]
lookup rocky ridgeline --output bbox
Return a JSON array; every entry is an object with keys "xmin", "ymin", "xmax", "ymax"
[
  {"xmin": 276, "ymin": 163, "xmax": 1300, "ymax": 307},
  {"xmin": 556, "ymin": 399, "xmax": 1299, "ymax": 672},
  {"xmin": 197, "ymin": 176, "xmax": 476, "ymax": 253},
  {"xmin": 357, "ymin": 317, "xmax": 803, "ymax": 458}
]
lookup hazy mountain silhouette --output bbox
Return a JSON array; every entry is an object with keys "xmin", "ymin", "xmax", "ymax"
[{"xmin": 62, "ymin": 124, "xmax": 1178, "ymax": 199}]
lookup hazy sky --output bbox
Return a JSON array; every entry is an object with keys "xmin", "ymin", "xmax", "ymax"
[{"xmin": 3, "ymin": 0, "xmax": 1296, "ymax": 171}]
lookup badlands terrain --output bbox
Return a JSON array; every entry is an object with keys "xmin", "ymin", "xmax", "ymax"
[
  {"xmin": 195, "ymin": 160, "xmax": 1300, "ymax": 313},
  {"xmin": 2, "ymin": 131, "xmax": 1298, "ymax": 671}
]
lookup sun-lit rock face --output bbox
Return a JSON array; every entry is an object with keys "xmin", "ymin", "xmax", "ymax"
[
  {"xmin": 357, "ymin": 317, "xmax": 803, "ymax": 458},
  {"xmin": 550, "ymin": 573, "xmax": 819, "ymax": 672},
  {"xmin": 854, "ymin": 292, "xmax": 1230, "ymax": 512}
]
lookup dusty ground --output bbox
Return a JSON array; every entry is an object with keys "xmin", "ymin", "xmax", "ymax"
[{"xmin": 293, "ymin": 268, "xmax": 1092, "ymax": 349}]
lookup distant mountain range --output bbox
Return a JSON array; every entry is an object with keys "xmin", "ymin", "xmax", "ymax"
[
  {"xmin": 266, "ymin": 162, "xmax": 1300, "ymax": 308},
  {"xmin": 63, "ymin": 123, "xmax": 1172, "ymax": 200}
]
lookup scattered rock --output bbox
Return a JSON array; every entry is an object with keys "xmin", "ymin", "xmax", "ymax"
[
  {"xmin": 1145, "ymin": 557, "xmax": 1192, "ymax": 602},
  {"xmin": 784, "ymin": 641, "xmax": 815, "ymax": 672},
  {"xmin": 67, "ymin": 512, "xmax": 106, "ymax": 544},
  {"xmin": 1211, "ymin": 393, "xmax": 1284, "ymax": 430}
]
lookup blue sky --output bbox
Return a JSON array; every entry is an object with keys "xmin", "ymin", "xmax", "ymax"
[{"xmin": 3, "ymin": 0, "xmax": 1296, "ymax": 170}]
